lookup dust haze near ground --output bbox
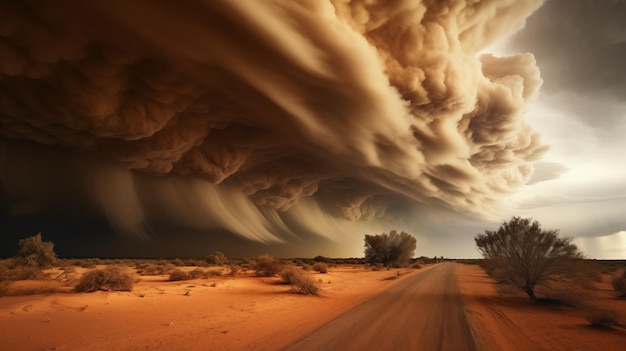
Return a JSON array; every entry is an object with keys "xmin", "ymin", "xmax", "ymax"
[{"xmin": 0, "ymin": 0, "xmax": 547, "ymax": 252}]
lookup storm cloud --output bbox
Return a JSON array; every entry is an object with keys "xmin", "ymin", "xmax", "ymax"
[{"xmin": 0, "ymin": 0, "xmax": 547, "ymax": 244}]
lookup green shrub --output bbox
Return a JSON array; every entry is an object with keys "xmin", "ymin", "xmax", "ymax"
[
  {"xmin": 75, "ymin": 266, "xmax": 135, "ymax": 292},
  {"xmin": 312, "ymin": 262, "xmax": 328, "ymax": 273}
]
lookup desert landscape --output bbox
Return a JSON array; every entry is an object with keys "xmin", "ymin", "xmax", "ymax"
[
  {"xmin": 1, "ymin": 256, "xmax": 625, "ymax": 351},
  {"xmin": 2, "ymin": 1, "xmax": 626, "ymax": 350}
]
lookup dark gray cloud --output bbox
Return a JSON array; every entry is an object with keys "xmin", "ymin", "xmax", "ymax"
[
  {"xmin": 0, "ymin": 0, "xmax": 547, "ymax": 250},
  {"xmin": 505, "ymin": 0, "xmax": 626, "ymax": 135}
]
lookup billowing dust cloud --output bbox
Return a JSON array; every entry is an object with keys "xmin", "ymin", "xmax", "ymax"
[{"xmin": 0, "ymin": 0, "xmax": 547, "ymax": 242}]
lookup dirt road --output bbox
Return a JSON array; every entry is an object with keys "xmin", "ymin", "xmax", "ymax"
[{"xmin": 283, "ymin": 263, "xmax": 476, "ymax": 351}]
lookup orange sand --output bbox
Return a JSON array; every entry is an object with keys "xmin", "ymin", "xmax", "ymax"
[
  {"xmin": 3, "ymin": 263, "xmax": 624, "ymax": 351},
  {"xmin": 0, "ymin": 265, "xmax": 427, "ymax": 351},
  {"xmin": 456, "ymin": 263, "xmax": 626, "ymax": 351}
]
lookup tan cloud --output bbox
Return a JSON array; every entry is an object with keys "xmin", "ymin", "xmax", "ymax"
[{"xmin": 0, "ymin": 0, "xmax": 547, "ymax": 239}]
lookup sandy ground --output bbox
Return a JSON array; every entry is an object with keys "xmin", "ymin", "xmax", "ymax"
[
  {"xmin": 456, "ymin": 264, "xmax": 626, "ymax": 351},
  {"xmin": 285, "ymin": 263, "xmax": 475, "ymax": 351},
  {"xmin": 3, "ymin": 263, "xmax": 626, "ymax": 351},
  {"xmin": 0, "ymin": 265, "xmax": 423, "ymax": 351}
]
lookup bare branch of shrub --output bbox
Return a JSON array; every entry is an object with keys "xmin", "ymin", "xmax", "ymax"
[{"xmin": 75, "ymin": 266, "xmax": 135, "ymax": 292}]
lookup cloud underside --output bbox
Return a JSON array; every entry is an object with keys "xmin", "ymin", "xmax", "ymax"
[{"xmin": 0, "ymin": 0, "xmax": 547, "ymax": 240}]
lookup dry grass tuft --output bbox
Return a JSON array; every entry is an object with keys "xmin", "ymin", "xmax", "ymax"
[
  {"xmin": 75, "ymin": 266, "xmax": 135, "ymax": 292},
  {"xmin": 312, "ymin": 262, "xmax": 328, "ymax": 273},
  {"xmin": 279, "ymin": 266, "xmax": 319, "ymax": 295},
  {"xmin": 167, "ymin": 268, "xmax": 189, "ymax": 281}
]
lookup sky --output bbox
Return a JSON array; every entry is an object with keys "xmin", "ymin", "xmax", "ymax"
[{"xmin": 0, "ymin": 0, "xmax": 624, "ymax": 259}]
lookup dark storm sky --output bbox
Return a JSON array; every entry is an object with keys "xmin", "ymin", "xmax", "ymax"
[{"xmin": 1, "ymin": 0, "xmax": 625, "ymax": 258}]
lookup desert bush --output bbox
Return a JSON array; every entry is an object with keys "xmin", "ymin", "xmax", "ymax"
[
  {"xmin": 583, "ymin": 307, "xmax": 624, "ymax": 328},
  {"xmin": 171, "ymin": 258, "xmax": 185, "ymax": 267},
  {"xmin": 279, "ymin": 266, "xmax": 302, "ymax": 284},
  {"xmin": 475, "ymin": 217, "xmax": 584, "ymax": 301},
  {"xmin": 410, "ymin": 262, "xmax": 422, "ymax": 269},
  {"xmin": 254, "ymin": 254, "xmax": 282, "ymax": 277},
  {"xmin": 188, "ymin": 268, "xmax": 206, "ymax": 279},
  {"xmin": 137, "ymin": 263, "xmax": 173, "ymax": 276},
  {"xmin": 0, "ymin": 266, "xmax": 10, "ymax": 296},
  {"xmin": 611, "ymin": 271, "xmax": 626, "ymax": 297},
  {"xmin": 206, "ymin": 269, "xmax": 222, "ymax": 277},
  {"xmin": 74, "ymin": 259, "xmax": 98, "ymax": 268},
  {"xmin": 14, "ymin": 233, "xmax": 57, "ymax": 269},
  {"xmin": 228, "ymin": 265, "xmax": 239, "ymax": 276},
  {"xmin": 5, "ymin": 265, "xmax": 46, "ymax": 280},
  {"xmin": 290, "ymin": 273, "xmax": 319, "ymax": 295},
  {"xmin": 364, "ymin": 230, "xmax": 416, "ymax": 267},
  {"xmin": 168, "ymin": 268, "xmax": 189, "ymax": 281},
  {"xmin": 279, "ymin": 266, "xmax": 319, "ymax": 295},
  {"xmin": 207, "ymin": 251, "xmax": 229, "ymax": 265},
  {"xmin": 75, "ymin": 266, "xmax": 135, "ymax": 292},
  {"xmin": 312, "ymin": 262, "xmax": 328, "ymax": 273}
]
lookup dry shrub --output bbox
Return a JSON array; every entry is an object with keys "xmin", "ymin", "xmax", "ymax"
[
  {"xmin": 137, "ymin": 263, "xmax": 173, "ymax": 276},
  {"xmin": 611, "ymin": 271, "xmax": 626, "ymax": 297},
  {"xmin": 228, "ymin": 265, "xmax": 239, "ymax": 276},
  {"xmin": 75, "ymin": 266, "xmax": 135, "ymax": 292},
  {"xmin": 171, "ymin": 258, "xmax": 185, "ymax": 267},
  {"xmin": 291, "ymin": 274, "xmax": 319, "ymax": 295},
  {"xmin": 410, "ymin": 262, "xmax": 422, "ymax": 269},
  {"xmin": 279, "ymin": 266, "xmax": 319, "ymax": 295},
  {"xmin": 535, "ymin": 283, "xmax": 590, "ymax": 307},
  {"xmin": 15, "ymin": 233, "xmax": 57, "ymax": 269},
  {"xmin": 254, "ymin": 254, "xmax": 282, "ymax": 277},
  {"xmin": 5, "ymin": 265, "xmax": 46, "ymax": 280},
  {"xmin": 188, "ymin": 268, "xmax": 206, "ymax": 279},
  {"xmin": 0, "ymin": 266, "xmax": 10, "ymax": 296},
  {"xmin": 206, "ymin": 269, "xmax": 222, "ymax": 277},
  {"xmin": 312, "ymin": 262, "xmax": 328, "ymax": 273},
  {"xmin": 279, "ymin": 266, "xmax": 302, "ymax": 284},
  {"xmin": 207, "ymin": 251, "xmax": 229, "ymax": 265},
  {"xmin": 168, "ymin": 268, "xmax": 189, "ymax": 281},
  {"xmin": 583, "ymin": 307, "xmax": 624, "ymax": 328}
]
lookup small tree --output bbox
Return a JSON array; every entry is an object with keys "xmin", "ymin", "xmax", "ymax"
[
  {"xmin": 15, "ymin": 233, "xmax": 57, "ymax": 269},
  {"xmin": 475, "ymin": 217, "xmax": 583, "ymax": 301},
  {"xmin": 364, "ymin": 230, "xmax": 416, "ymax": 267}
]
